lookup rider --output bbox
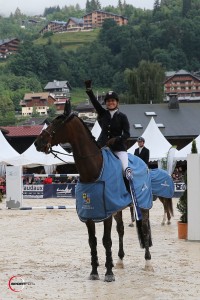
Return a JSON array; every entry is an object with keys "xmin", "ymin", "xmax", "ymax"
[{"xmin": 85, "ymin": 80, "xmax": 132, "ymax": 179}]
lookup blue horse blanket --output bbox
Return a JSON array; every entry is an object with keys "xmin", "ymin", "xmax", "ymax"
[
  {"xmin": 76, "ymin": 149, "xmax": 152, "ymax": 222},
  {"xmin": 149, "ymin": 168, "xmax": 174, "ymax": 198}
]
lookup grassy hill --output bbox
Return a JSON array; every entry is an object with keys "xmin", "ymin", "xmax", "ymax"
[
  {"xmin": 71, "ymin": 87, "xmax": 110, "ymax": 105},
  {"xmin": 34, "ymin": 29, "xmax": 100, "ymax": 51}
]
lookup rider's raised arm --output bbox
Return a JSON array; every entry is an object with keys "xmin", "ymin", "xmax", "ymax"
[{"xmin": 85, "ymin": 80, "xmax": 105, "ymax": 115}]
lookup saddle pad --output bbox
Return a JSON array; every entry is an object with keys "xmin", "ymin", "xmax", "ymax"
[
  {"xmin": 76, "ymin": 181, "xmax": 107, "ymax": 222},
  {"xmin": 128, "ymin": 154, "xmax": 153, "ymax": 209},
  {"xmin": 76, "ymin": 149, "xmax": 132, "ymax": 222},
  {"xmin": 149, "ymin": 168, "xmax": 174, "ymax": 198}
]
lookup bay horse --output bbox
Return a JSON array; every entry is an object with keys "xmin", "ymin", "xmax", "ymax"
[
  {"xmin": 129, "ymin": 197, "xmax": 174, "ymax": 227},
  {"xmin": 34, "ymin": 100, "xmax": 154, "ymax": 282}
]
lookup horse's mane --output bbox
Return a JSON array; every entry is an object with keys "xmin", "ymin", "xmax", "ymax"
[
  {"xmin": 53, "ymin": 113, "xmax": 100, "ymax": 149},
  {"xmin": 74, "ymin": 114, "xmax": 100, "ymax": 149}
]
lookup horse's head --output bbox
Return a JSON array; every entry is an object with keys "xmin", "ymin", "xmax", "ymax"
[{"xmin": 34, "ymin": 100, "xmax": 72, "ymax": 153}]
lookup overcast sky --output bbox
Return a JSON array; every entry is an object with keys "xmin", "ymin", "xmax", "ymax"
[{"xmin": 0, "ymin": 0, "xmax": 154, "ymax": 17}]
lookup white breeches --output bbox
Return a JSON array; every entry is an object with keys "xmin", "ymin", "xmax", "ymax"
[{"xmin": 114, "ymin": 151, "xmax": 128, "ymax": 172}]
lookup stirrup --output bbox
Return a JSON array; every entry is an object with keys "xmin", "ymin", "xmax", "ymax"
[{"xmin": 125, "ymin": 167, "xmax": 133, "ymax": 180}]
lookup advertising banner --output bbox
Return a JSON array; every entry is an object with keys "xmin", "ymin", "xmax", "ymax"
[{"xmin": 23, "ymin": 183, "xmax": 76, "ymax": 199}]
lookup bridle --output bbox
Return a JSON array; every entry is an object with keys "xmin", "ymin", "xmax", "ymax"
[
  {"xmin": 42, "ymin": 112, "xmax": 74, "ymax": 162},
  {"xmin": 40, "ymin": 111, "xmax": 101, "ymax": 163}
]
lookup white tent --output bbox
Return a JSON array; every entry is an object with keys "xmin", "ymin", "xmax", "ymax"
[
  {"xmin": 175, "ymin": 135, "xmax": 200, "ymax": 161},
  {"xmin": 91, "ymin": 120, "xmax": 101, "ymax": 140},
  {"xmin": 128, "ymin": 117, "xmax": 174, "ymax": 161},
  {"xmin": 0, "ymin": 130, "xmax": 20, "ymax": 163},
  {"xmin": 4, "ymin": 124, "xmax": 74, "ymax": 167},
  {"xmin": 5, "ymin": 142, "xmax": 74, "ymax": 167}
]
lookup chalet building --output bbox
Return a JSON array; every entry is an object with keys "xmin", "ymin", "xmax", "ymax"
[
  {"xmin": 39, "ymin": 20, "xmax": 67, "ymax": 35},
  {"xmin": 44, "ymin": 80, "xmax": 71, "ymax": 98},
  {"xmin": 65, "ymin": 17, "xmax": 85, "ymax": 31},
  {"xmin": 0, "ymin": 38, "xmax": 20, "ymax": 58},
  {"xmin": 54, "ymin": 98, "xmax": 69, "ymax": 113},
  {"xmin": 39, "ymin": 11, "xmax": 128, "ymax": 34},
  {"xmin": 75, "ymin": 100, "xmax": 97, "ymax": 122},
  {"xmin": 83, "ymin": 10, "xmax": 128, "ymax": 28},
  {"xmin": 20, "ymin": 92, "xmax": 56, "ymax": 116},
  {"xmin": 164, "ymin": 70, "xmax": 200, "ymax": 102}
]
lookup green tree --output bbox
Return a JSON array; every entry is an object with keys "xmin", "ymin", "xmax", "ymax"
[
  {"xmin": 182, "ymin": 0, "xmax": 191, "ymax": 17},
  {"xmin": 191, "ymin": 139, "xmax": 198, "ymax": 153},
  {"xmin": 124, "ymin": 60, "xmax": 165, "ymax": 104}
]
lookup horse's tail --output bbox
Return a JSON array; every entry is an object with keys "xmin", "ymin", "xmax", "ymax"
[
  {"xmin": 167, "ymin": 198, "xmax": 174, "ymax": 217},
  {"xmin": 135, "ymin": 219, "xmax": 153, "ymax": 249}
]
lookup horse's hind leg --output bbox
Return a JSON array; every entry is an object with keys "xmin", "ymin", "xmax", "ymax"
[
  {"xmin": 103, "ymin": 216, "xmax": 115, "ymax": 282},
  {"xmin": 86, "ymin": 220, "xmax": 99, "ymax": 280},
  {"xmin": 129, "ymin": 205, "xmax": 135, "ymax": 227},
  {"xmin": 159, "ymin": 197, "xmax": 167, "ymax": 225},
  {"xmin": 141, "ymin": 208, "xmax": 154, "ymax": 271},
  {"xmin": 114, "ymin": 211, "xmax": 125, "ymax": 268}
]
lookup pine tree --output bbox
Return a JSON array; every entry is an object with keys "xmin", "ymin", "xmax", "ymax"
[{"xmin": 191, "ymin": 139, "xmax": 198, "ymax": 153}]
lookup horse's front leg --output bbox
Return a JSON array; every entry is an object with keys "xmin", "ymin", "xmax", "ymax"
[
  {"xmin": 114, "ymin": 211, "xmax": 125, "ymax": 268},
  {"xmin": 86, "ymin": 219, "xmax": 99, "ymax": 280},
  {"xmin": 103, "ymin": 216, "xmax": 115, "ymax": 282},
  {"xmin": 141, "ymin": 208, "xmax": 154, "ymax": 272}
]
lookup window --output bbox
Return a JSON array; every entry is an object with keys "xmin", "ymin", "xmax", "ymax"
[
  {"xmin": 145, "ymin": 112, "xmax": 157, "ymax": 116},
  {"xmin": 134, "ymin": 124, "xmax": 143, "ymax": 129},
  {"xmin": 157, "ymin": 123, "xmax": 165, "ymax": 128}
]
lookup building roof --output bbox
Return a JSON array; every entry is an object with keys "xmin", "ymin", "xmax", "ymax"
[
  {"xmin": 50, "ymin": 20, "xmax": 67, "ymax": 25},
  {"xmin": 19, "ymin": 117, "xmax": 49, "ymax": 126},
  {"xmin": 0, "ymin": 38, "xmax": 19, "ymax": 45},
  {"xmin": 164, "ymin": 69, "xmax": 200, "ymax": 84},
  {"xmin": 0, "ymin": 127, "xmax": 9, "ymax": 134},
  {"xmin": 23, "ymin": 92, "xmax": 50, "ymax": 100},
  {"xmin": 44, "ymin": 80, "xmax": 71, "ymax": 90},
  {"xmin": 2, "ymin": 125, "xmax": 44, "ymax": 137},
  {"xmin": 67, "ymin": 17, "xmax": 84, "ymax": 25},
  {"xmin": 119, "ymin": 102, "xmax": 200, "ymax": 139}
]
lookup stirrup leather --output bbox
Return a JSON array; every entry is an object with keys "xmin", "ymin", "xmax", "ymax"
[{"xmin": 125, "ymin": 167, "xmax": 142, "ymax": 221}]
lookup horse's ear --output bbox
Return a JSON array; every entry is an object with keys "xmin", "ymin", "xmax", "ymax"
[{"xmin": 64, "ymin": 99, "xmax": 71, "ymax": 116}]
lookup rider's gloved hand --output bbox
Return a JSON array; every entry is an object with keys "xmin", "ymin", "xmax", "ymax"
[
  {"xmin": 106, "ymin": 138, "xmax": 117, "ymax": 148},
  {"xmin": 84, "ymin": 80, "xmax": 92, "ymax": 91}
]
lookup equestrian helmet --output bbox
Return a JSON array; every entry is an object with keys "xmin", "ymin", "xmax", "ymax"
[{"xmin": 104, "ymin": 91, "xmax": 119, "ymax": 103}]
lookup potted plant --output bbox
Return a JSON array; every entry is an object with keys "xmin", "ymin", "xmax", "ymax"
[
  {"xmin": 177, "ymin": 172, "xmax": 188, "ymax": 239},
  {"xmin": 176, "ymin": 139, "xmax": 198, "ymax": 239}
]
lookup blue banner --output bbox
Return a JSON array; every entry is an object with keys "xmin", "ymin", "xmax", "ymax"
[{"xmin": 23, "ymin": 184, "xmax": 76, "ymax": 199}]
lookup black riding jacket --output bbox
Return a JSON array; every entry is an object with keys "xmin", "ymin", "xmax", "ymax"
[{"xmin": 86, "ymin": 89, "xmax": 130, "ymax": 151}]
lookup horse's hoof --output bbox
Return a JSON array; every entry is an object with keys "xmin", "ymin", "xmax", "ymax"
[
  {"xmin": 89, "ymin": 274, "xmax": 100, "ymax": 280},
  {"xmin": 115, "ymin": 258, "xmax": 124, "ymax": 269},
  {"xmin": 167, "ymin": 221, "xmax": 171, "ymax": 225},
  {"xmin": 104, "ymin": 274, "xmax": 115, "ymax": 282},
  {"xmin": 161, "ymin": 222, "xmax": 165, "ymax": 226},
  {"xmin": 144, "ymin": 261, "xmax": 154, "ymax": 272},
  {"xmin": 128, "ymin": 223, "xmax": 134, "ymax": 227}
]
